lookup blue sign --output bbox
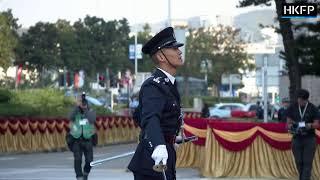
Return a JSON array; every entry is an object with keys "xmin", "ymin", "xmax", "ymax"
[{"xmin": 129, "ymin": 44, "xmax": 142, "ymax": 60}]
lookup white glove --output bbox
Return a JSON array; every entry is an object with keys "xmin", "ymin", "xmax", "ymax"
[{"xmin": 151, "ymin": 145, "xmax": 168, "ymax": 165}]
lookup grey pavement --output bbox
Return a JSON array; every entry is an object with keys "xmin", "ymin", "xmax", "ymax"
[{"xmin": 0, "ymin": 143, "xmax": 289, "ymax": 180}]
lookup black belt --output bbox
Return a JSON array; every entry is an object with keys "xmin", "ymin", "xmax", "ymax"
[
  {"xmin": 164, "ymin": 135, "xmax": 176, "ymax": 144},
  {"xmin": 78, "ymin": 136, "xmax": 91, "ymax": 141},
  {"xmin": 293, "ymin": 133, "xmax": 315, "ymax": 138}
]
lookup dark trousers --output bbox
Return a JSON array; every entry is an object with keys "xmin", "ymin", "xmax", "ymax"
[
  {"xmin": 129, "ymin": 143, "xmax": 176, "ymax": 180},
  {"xmin": 292, "ymin": 135, "xmax": 316, "ymax": 180},
  {"xmin": 72, "ymin": 139, "xmax": 93, "ymax": 178},
  {"xmin": 133, "ymin": 172, "xmax": 175, "ymax": 180}
]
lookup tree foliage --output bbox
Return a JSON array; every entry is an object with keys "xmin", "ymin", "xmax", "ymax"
[
  {"xmin": 74, "ymin": 16, "xmax": 132, "ymax": 75},
  {"xmin": 0, "ymin": 10, "xmax": 19, "ymax": 70},
  {"xmin": 295, "ymin": 22, "xmax": 320, "ymax": 76},
  {"xmin": 134, "ymin": 24, "xmax": 154, "ymax": 72},
  {"xmin": 55, "ymin": 19, "xmax": 79, "ymax": 70},
  {"xmin": 180, "ymin": 26, "xmax": 253, "ymax": 94},
  {"xmin": 15, "ymin": 16, "xmax": 133, "ymax": 86},
  {"xmin": 238, "ymin": 0, "xmax": 319, "ymax": 100},
  {"xmin": 16, "ymin": 22, "xmax": 60, "ymax": 71}
]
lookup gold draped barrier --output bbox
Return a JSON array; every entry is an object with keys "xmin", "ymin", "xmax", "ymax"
[
  {"xmin": 203, "ymin": 131, "xmax": 320, "ymax": 179},
  {"xmin": 176, "ymin": 118, "xmax": 207, "ymax": 170},
  {"xmin": 0, "ymin": 116, "xmax": 140, "ymax": 153},
  {"xmin": 176, "ymin": 141, "xmax": 205, "ymax": 169},
  {"xmin": 176, "ymin": 118, "xmax": 320, "ymax": 179}
]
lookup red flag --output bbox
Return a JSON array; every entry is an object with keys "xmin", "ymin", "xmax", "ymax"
[
  {"xmin": 74, "ymin": 72, "xmax": 79, "ymax": 88},
  {"xmin": 16, "ymin": 64, "xmax": 23, "ymax": 85}
]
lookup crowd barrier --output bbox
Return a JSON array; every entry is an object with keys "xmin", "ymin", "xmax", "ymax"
[
  {"xmin": 2, "ymin": 112, "xmax": 319, "ymax": 179},
  {"xmin": 0, "ymin": 116, "xmax": 139, "ymax": 153},
  {"xmin": 176, "ymin": 117, "xmax": 320, "ymax": 179},
  {"xmin": 0, "ymin": 112, "xmax": 198, "ymax": 153}
]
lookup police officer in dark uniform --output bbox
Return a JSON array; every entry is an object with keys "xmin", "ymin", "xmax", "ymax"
[
  {"xmin": 128, "ymin": 27, "xmax": 184, "ymax": 180},
  {"xmin": 287, "ymin": 89, "xmax": 320, "ymax": 180},
  {"xmin": 278, "ymin": 97, "xmax": 290, "ymax": 123},
  {"xmin": 256, "ymin": 101, "xmax": 263, "ymax": 119}
]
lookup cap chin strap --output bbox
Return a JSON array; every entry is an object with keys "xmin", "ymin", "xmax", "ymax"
[{"xmin": 160, "ymin": 49, "xmax": 177, "ymax": 69}]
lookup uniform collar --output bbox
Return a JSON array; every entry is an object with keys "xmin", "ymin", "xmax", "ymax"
[{"xmin": 157, "ymin": 68, "xmax": 175, "ymax": 85}]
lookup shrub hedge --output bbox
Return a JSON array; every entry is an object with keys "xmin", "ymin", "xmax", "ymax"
[
  {"xmin": 0, "ymin": 89, "xmax": 112, "ymax": 117},
  {"xmin": 0, "ymin": 89, "xmax": 12, "ymax": 103},
  {"xmin": 1, "ymin": 89, "xmax": 242, "ymax": 117}
]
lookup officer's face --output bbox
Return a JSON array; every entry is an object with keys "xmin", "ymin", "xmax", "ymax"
[{"xmin": 161, "ymin": 47, "xmax": 183, "ymax": 67}]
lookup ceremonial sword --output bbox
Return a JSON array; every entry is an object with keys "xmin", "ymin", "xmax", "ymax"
[{"xmin": 90, "ymin": 135, "xmax": 198, "ymax": 167}]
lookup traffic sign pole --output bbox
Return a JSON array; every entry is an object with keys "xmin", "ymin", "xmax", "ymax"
[{"xmin": 134, "ymin": 32, "xmax": 138, "ymax": 75}]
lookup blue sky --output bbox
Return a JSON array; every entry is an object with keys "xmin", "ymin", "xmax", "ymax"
[{"xmin": 0, "ymin": 0, "xmax": 270, "ymax": 28}]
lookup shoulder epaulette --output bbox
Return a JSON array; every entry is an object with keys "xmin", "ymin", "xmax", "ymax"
[{"xmin": 143, "ymin": 75, "xmax": 171, "ymax": 87}]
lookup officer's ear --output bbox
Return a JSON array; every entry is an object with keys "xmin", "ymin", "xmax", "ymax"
[{"xmin": 153, "ymin": 51, "xmax": 166, "ymax": 63}]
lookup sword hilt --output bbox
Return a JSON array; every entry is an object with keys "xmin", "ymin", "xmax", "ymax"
[
  {"xmin": 175, "ymin": 135, "xmax": 198, "ymax": 144},
  {"xmin": 152, "ymin": 161, "xmax": 167, "ymax": 172}
]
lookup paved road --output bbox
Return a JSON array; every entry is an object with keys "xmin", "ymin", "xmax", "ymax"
[{"xmin": 0, "ymin": 143, "xmax": 288, "ymax": 180}]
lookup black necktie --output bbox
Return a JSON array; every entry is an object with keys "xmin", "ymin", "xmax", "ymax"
[
  {"xmin": 173, "ymin": 81, "xmax": 180, "ymax": 103},
  {"xmin": 173, "ymin": 81, "xmax": 177, "ymax": 88}
]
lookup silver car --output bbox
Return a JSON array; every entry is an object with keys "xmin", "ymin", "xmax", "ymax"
[{"xmin": 209, "ymin": 103, "xmax": 245, "ymax": 118}]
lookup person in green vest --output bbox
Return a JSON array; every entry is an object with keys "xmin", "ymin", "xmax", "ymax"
[{"xmin": 69, "ymin": 92, "xmax": 96, "ymax": 180}]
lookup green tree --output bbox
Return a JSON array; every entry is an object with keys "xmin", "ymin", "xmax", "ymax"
[
  {"xmin": 295, "ymin": 22, "xmax": 320, "ymax": 76},
  {"xmin": 109, "ymin": 18, "xmax": 132, "ymax": 72},
  {"xmin": 0, "ymin": 9, "xmax": 19, "ymax": 70},
  {"xmin": 15, "ymin": 16, "xmax": 133, "ymax": 87},
  {"xmin": 15, "ymin": 22, "xmax": 62, "ymax": 88},
  {"xmin": 181, "ymin": 26, "xmax": 253, "ymax": 97},
  {"xmin": 73, "ymin": 16, "xmax": 132, "ymax": 76},
  {"xmin": 16, "ymin": 22, "xmax": 60, "ymax": 72},
  {"xmin": 135, "ymin": 24, "xmax": 153, "ymax": 72},
  {"xmin": 55, "ymin": 19, "xmax": 80, "ymax": 70},
  {"xmin": 238, "ymin": 0, "xmax": 302, "ymax": 100},
  {"xmin": 72, "ymin": 19, "xmax": 95, "ymax": 75}
]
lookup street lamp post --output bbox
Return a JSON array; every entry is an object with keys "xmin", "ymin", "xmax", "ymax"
[
  {"xmin": 228, "ymin": 74, "xmax": 240, "ymax": 97},
  {"xmin": 200, "ymin": 60, "xmax": 207, "ymax": 84},
  {"xmin": 201, "ymin": 59, "xmax": 211, "ymax": 84},
  {"xmin": 262, "ymin": 55, "xmax": 268, "ymax": 123},
  {"xmin": 134, "ymin": 32, "xmax": 138, "ymax": 75},
  {"xmin": 229, "ymin": 75, "xmax": 233, "ymax": 97},
  {"xmin": 168, "ymin": 0, "xmax": 171, "ymax": 26}
]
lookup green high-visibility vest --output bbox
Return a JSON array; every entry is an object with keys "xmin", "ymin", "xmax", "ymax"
[{"xmin": 70, "ymin": 113, "xmax": 95, "ymax": 139}]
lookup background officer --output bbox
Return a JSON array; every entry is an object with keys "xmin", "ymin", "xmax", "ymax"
[
  {"xmin": 69, "ymin": 92, "xmax": 97, "ymax": 180},
  {"xmin": 201, "ymin": 103, "xmax": 210, "ymax": 118},
  {"xmin": 128, "ymin": 27, "xmax": 184, "ymax": 180},
  {"xmin": 287, "ymin": 89, "xmax": 320, "ymax": 180},
  {"xmin": 278, "ymin": 97, "xmax": 290, "ymax": 123}
]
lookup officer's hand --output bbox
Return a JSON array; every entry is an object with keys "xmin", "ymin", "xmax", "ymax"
[{"xmin": 151, "ymin": 145, "xmax": 168, "ymax": 165}]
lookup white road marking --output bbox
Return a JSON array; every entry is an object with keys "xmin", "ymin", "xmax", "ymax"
[{"xmin": 0, "ymin": 157, "xmax": 16, "ymax": 161}]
